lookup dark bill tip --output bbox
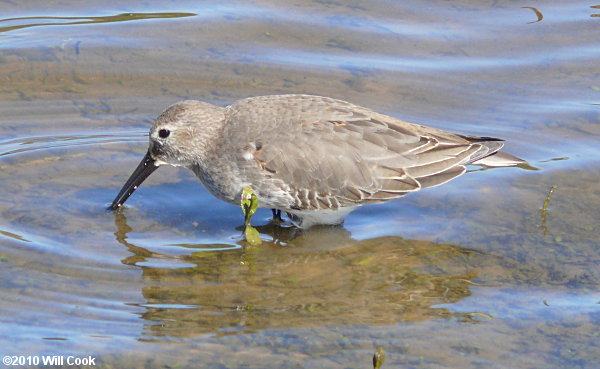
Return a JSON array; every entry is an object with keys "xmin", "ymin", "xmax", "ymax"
[{"xmin": 108, "ymin": 151, "xmax": 159, "ymax": 211}]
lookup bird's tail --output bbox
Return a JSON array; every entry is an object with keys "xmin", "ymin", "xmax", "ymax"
[{"xmin": 460, "ymin": 135, "xmax": 527, "ymax": 167}]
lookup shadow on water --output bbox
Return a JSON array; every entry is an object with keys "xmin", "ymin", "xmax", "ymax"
[
  {"xmin": 113, "ymin": 211, "xmax": 521, "ymax": 340},
  {"xmin": 0, "ymin": 12, "xmax": 196, "ymax": 34}
]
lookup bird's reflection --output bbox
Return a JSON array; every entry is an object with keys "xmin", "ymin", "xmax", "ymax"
[
  {"xmin": 113, "ymin": 211, "xmax": 155, "ymax": 266},
  {"xmin": 113, "ymin": 212, "xmax": 495, "ymax": 340}
]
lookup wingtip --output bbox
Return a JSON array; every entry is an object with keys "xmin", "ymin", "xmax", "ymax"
[{"xmin": 459, "ymin": 134, "xmax": 505, "ymax": 143}]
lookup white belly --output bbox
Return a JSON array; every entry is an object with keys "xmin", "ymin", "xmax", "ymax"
[{"xmin": 284, "ymin": 207, "xmax": 358, "ymax": 228}]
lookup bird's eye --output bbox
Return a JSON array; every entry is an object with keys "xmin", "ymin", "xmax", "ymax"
[{"xmin": 158, "ymin": 129, "xmax": 170, "ymax": 138}]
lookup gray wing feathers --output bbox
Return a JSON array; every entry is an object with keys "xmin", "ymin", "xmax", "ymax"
[{"xmin": 226, "ymin": 95, "xmax": 511, "ymax": 210}]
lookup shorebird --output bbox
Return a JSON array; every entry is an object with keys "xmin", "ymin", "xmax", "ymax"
[{"xmin": 109, "ymin": 94, "xmax": 524, "ymax": 227}]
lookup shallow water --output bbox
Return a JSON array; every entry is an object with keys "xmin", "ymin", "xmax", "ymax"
[{"xmin": 1, "ymin": 0, "xmax": 599, "ymax": 368}]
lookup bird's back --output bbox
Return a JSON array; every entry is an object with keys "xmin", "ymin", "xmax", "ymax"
[{"xmin": 212, "ymin": 94, "xmax": 520, "ymax": 221}]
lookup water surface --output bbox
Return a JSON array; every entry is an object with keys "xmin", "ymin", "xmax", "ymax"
[{"xmin": 0, "ymin": 0, "xmax": 599, "ymax": 368}]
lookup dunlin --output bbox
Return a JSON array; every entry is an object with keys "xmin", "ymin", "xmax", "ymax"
[{"xmin": 109, "ymin": 94, "xmax": 524, "ymax": 227}]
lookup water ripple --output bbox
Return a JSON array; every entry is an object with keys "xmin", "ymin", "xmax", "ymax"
[
  {"xmin": 0, "ymin": 132, "xmax": 146, "ymax": 157},
  {"xmin": 0, "ymin": 12, "xmax": 196, "ymax": 34},
  {"xmin": 247, "ymin": 45, "xmax": 600, "ymax": 72}
]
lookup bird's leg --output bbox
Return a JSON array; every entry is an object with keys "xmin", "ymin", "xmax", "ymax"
[{"xmin": 271, "ymin": 209, "xmax": 283, "ymax": 221}]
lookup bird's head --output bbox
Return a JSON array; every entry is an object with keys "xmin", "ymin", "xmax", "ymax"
[{"xmin": 108, "ymin": 100, "xmax": 224, "ymax": 210}]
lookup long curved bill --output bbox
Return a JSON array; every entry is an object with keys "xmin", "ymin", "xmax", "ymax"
[{"xmin": 108, "ymin": 151, "xmax": 159, "ymax": 210}]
